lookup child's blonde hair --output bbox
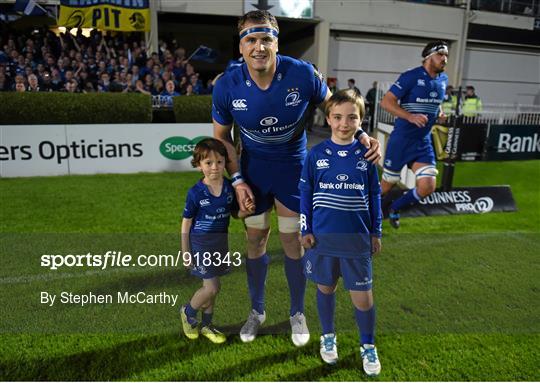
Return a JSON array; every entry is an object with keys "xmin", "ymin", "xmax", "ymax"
[{"xmin": 325, "ymin": 89, "xmax": 365, "ymax": 120}]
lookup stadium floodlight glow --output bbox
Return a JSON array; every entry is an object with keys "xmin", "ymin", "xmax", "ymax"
[{"xmin": 279, "ymin": 0, "xmax": 311, "ymax": 18}]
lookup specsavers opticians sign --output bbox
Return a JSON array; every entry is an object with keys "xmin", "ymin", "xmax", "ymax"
[
  {"xmin": 58, "ymin": 0, "xmax": 150, "ymax": 32},
  {"xmin": 0, "ymin": 124, "xmax": 212, "ymax": 178}
]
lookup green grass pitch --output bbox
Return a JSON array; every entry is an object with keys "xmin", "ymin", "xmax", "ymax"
[{"xmin": 0, "ymin": 160, "xmax": 539, "ymax": 381}]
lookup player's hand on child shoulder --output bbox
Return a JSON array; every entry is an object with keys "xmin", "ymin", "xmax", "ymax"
[
  {"xmin": 301, "ymin": 234, "xmax": 316, "ymax": 249},
  {"xmin": 371, "ymin": 236, "xmax": 382, "ymax": 255},
  {"xmin": 358, "ymin": 134, "xmax": 381, "ymax": 163}
]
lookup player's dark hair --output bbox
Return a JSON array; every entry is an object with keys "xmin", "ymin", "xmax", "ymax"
[
  {"xmin": 238, "ymin": 10, "xmax": 279, "ymax": 34},
  {"xmin": 422, "ymin": 40, "xmax": 448, "ymax": 58},
  {"xmin": 325, "ymin": 89, "xmax": 365, "ymax": 120},
  {"xmin": 191, "ymin": 138, "xmax": 229, "ymax": 168}
]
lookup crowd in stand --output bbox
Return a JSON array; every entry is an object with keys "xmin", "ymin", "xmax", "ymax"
[{"xmin": 0, "ymin": 28, "xmax": 214, "ymax": 97}]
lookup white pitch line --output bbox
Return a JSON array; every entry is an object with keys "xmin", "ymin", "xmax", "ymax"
[{"xmin": 0, "ymin": 266, "xmax": 154, "ymax": 285}]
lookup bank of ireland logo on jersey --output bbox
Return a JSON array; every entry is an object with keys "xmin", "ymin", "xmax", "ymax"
[
  {"xmin": 429, "ymin": 91, "xmax": 438, "ymax": 98},
  {"xmin": 285, "ymin": 88, "xmax": 302, "ymax": 107},
  {"xmin": 232, "ymin": 99, "xmax": 248, "ymax": 111},
  {"xmin": 336, "ymin": 174, "xmax": 349, "ymax": 181},
  {"xmin": 260, "ymin": 116, "xmax": 278, "ymax": 126},
  {"xmin": 316, "ymin": 159, "xmax": 330, "ymax": 169}
]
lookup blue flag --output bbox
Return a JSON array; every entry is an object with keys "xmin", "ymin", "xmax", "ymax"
[
  {"xmin": 13, "ymin": 0, "xmax": 47, "ymax": 16},
  {"xmin": 189, "ymin": 45, "xmax": 218, "ymax": 63}
]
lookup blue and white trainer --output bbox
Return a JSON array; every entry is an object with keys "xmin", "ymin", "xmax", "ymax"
[
  {"xmin": 360, "ymin": 344, "xmax": 381, "ymax": 376},
  {"xmin": 319, "ymin": 333, "xmax": 338, "ymax": 364}
]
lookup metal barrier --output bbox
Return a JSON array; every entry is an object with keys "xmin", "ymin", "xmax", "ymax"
[
  {"xmin": 374, "ymin": 82, "xmax": 540, "ymax": 126},
  {"xmin": 152, "ymin": 95, "xmax": 174, "ymax": 109},
  {"xmin": 462, "ymin": 111, "xmax": 540, "ymax": 125}
]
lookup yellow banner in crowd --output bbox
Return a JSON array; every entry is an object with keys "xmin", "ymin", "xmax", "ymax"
[{"xmin": 58, "ymin": 0, "xmax": 150, "ymax": 32}]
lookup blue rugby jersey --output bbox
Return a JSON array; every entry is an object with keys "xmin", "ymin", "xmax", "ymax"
[
  {"xmin": 212, "ymin": 55, "xmax": 328, "ymax": 161},
  {"xmin": 299, "ymin": 139, "xmax": 382, "ymax": 258},
  {"xmin": 183, "ymin": 178, "xmax": 237, "ymax": 251},
  {"xmin": 389, "ymin": 66, "xmax": 448, "ymax": 139}
]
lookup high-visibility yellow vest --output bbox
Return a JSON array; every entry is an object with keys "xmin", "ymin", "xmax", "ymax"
[
  {"xmin": 462, "ymin": 97, "xmax": 483, "ymax": 117},
  {"xmin": 442, "ymin": 95, "xmax": 457, "ymax": 115}
]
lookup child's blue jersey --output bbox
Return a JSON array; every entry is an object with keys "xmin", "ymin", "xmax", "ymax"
[
  {"xmin": 299, "ymin": 139, "xmax": 382, "ymax": 258},
  {"xmin": 389, "ymin": 66, "xmax": 448, "ymax": 140},
  {"xmin": 182, "ymin": 178, "xmax": 237, "ymax": 252},
  {"xmin": 212, "ymin": 55, "xmax": 328, "ymax": 162}
]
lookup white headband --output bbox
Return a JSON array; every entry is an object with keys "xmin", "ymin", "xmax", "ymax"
[{"xmin": 239, "ymin": 24, "xmax": 279, "ymax": 40}]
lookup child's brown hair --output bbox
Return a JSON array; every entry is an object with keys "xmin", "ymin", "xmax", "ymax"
[
  {"xmin": 191, "ymin": 138, "xmax": 229, "ymax": 168},
  {"xmin": 325, "ymin": 89, "xmax": 365, "ymax": 120}
]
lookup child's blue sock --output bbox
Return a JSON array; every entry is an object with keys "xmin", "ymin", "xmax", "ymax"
[
  {"xmin": 285, "ymin": 256, "xmax": 306, "ymax": 316},
  {"xmin": 184, "ymin": 303, "xmax": 198, "ymax": 325},
  {"xmin": 201, "ymin": 312, "xmax": 213, "ymax": 327},
  {"xmin": 317, "ymin": 289, "xmax": 336, "ymax": 334},
  {"xmin": 246, "ymin": 253, "xmax": 269, "ymax": 315},
  {"xmin": 355, "ymin": 306, "xmax": 376, "ymax": 345}
]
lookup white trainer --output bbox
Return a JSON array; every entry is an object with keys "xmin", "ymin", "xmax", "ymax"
[
  {"xmin": 361, "ymin": 344, "xmax": 381, "ymax": 376},
  {"xmin": 239, "ymin": 309, "xmax": 266, "ymax": 343},
  {"xmin": 319, "ymin": 333, "xmax": 338, "ymax": 364},
  {"xmin": 290, "ymin": 312, "xmax": 310, "ymax": 347}
]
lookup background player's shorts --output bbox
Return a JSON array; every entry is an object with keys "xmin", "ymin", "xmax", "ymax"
[
  {"xmin": 241, "ymin": 155, "xmax": 303, "ymax": 215},
  {"xmin": 189, "ymin": 247, "xmax": 231, "ymax": 279},
  {"xmin": 303, "ymin": 251, "xmax": 373, "ymax": 291},
  {"xmin": 383, "ymin": 134, "xmax": 436, "ymax": 172}
]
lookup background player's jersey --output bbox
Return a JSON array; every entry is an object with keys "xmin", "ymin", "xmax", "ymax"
[
  {"xmin": 212, "ymin": 55, "xmax": 328, "ymax": 162},
  {"xmin": 183, "ymin": 178, "xmax": 237, "ymax": 251},
  {"xmin": 299, "ymin": 139, "xmax": 382, "ymax": 258},
  {"xmin": 389, "ymin": 66, "xmax": 448, "ymax": 139}
]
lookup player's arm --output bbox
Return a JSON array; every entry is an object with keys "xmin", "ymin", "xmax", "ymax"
[
  {"xmin": 368, "ymin": 163, "xmax": 382, "ymax": 255},
  {"xmin": 299, "ymin": 154, "xmax": 315, "ymax": 249},
  {"xmin": 213, "ymin": 120, "xmax": 240, "ymax": 175},
  {"xmin": 181, "ymin": 217, "xmax": 193, "ymax": 268},
  {"xmin": 213, "ymin": 120, "xmax": 255, "ymax": 211},
  {"xmin": 380, "ymin": 91, "xmax": 428, "ymax": 128}
]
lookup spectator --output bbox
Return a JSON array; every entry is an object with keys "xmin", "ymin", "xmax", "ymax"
[
  {"xmin": 0, "ymin": 27, "xmax": 211, "ymax": 97},
  {"xmin": 27, "ymin": 74, "xmax": 41, "ymax": 92},
  {"xmin": 134, "ymin": 79, "xmax": 150, "ymax": 95},
  {"xmin": 97, "ymin": 72, "xmax": 111, "ymax": 92},
  {"xmin": 441, "ymin": 85, "xmax": 457, "ymax": 115},
  {"xmin": 162, "ymin": 79, "xmax": 180, "ymax": 97},
  {"xmin": 0, "ymin": 73, "xmax": 9, "ymax": 91},
  {"xmin": 462, "ymin": 85, "xmax": 483, "ymax": 117},
  {"xmin": 15, "ymin": 82, "xmax": 26, "ymax": 92},
  {"xmin": 189, "ymin": 74, "xmax": 203, "ymax": 94},
  {"xmin": 365, "ymin": 81, "xmax": 378, "ymax": 132},
  {"xmin": 347, "ymin": 78, "xmax": 361, "ymax": 96}
]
